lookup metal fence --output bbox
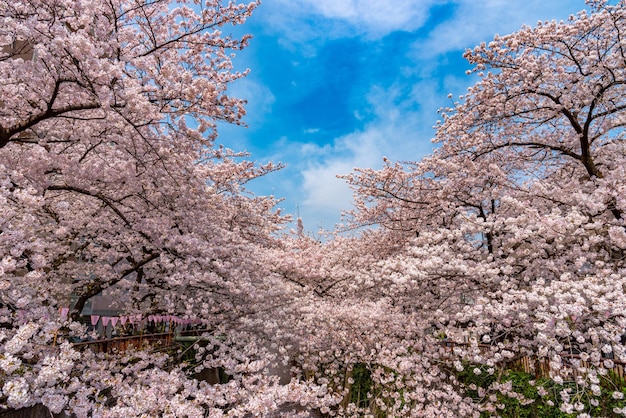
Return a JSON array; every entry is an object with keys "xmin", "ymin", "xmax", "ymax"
[
  {"xmin": 71, "ymin": 331, "xmax": 174, "ymax": 353},
  {"xmin": 442, "ymin": 341, "xmax": 626, "ymax": 384}
]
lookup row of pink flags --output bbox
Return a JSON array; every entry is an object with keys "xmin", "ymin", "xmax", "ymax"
[{"xmin": 59, "ymin": 307, "xmax": 202, "ymax": 327}]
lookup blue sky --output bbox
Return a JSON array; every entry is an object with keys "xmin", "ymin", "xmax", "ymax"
[{"xmin": 217, "ymin": 0, "xmax": 592, "ymax": 232}]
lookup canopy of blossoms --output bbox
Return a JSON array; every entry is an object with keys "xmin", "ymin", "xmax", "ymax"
[{"xmin": 2, "ymin": 0, "xmax": 626, "ymax": 417}]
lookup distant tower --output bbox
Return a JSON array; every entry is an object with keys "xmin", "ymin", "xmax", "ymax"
[{"xmin": 296, "ymin": 205, "xmax": 304, "ymax": 237}]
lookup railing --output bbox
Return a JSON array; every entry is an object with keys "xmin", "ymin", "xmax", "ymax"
[
  {"xmin": 70, "ymin": 328, "xmax": 212, "ymax": 354},
  {"xmin": 510, "ymin": 353, "xmax": 626, "ymax": 382},
  {"xmin": 441, "ymin": 340, "xmax": 626, "ymax": 383},
  {"xmin": 72, "ymin": 332, "xmax": 174, "ymax": 353}
]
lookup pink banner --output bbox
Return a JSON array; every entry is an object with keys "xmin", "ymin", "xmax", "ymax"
[
  {"xmin": 90, "ymin": 315, "xmax": 100, "ymax": 326},
  {"xmin": 101, "ymin": 316, "xmax": 111, "ymax": 326},
  {"xmin": 110, "ymin": 317, "xmax": 119, "ymax": 327}
]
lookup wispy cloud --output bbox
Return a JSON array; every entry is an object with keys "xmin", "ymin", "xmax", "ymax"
[
  {"xmin": 414, "ymin": 1, "xmax": 584, "ymax": 57},
  {"xmin": 261, "ymin": 0, "xmax": 438, "ymax": 42},
  {"xmin": 297, "ymin": 84, "xmax": 438, "ymax": 228},
  {"xmin": 297, "ymin": 0, "xmax": 438, "ymax": 37}
]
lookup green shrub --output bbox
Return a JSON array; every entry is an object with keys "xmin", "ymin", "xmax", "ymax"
[{"xmin": 457, "ymin": 364, "xmax": 626, "ymax": 417}]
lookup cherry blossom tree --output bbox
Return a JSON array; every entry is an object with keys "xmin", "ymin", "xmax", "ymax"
[
  {"xmin": 336, "ymin": 1, "xmax": 626, "ymax": 415},
  {"xmin": 0, "ymin": 0, "xmax": 336, "ymax": 416}
]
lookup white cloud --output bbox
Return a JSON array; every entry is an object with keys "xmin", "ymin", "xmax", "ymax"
[
  {"xmin": 297, "ymin": 84, "xmax": 438, "ymax": 228},
  {"xmin": 414, "ymin": 1, "xmax": 586, "ymax": 57},
  {"xmin": 265, "ymin": 0, "xmax": 438, "ymax": 40},
  {"xmin": 310, "ymin": 0, "xmax": 437, "ymax": 36},
  {"xmin": 261, "ymin": 0, "xmax": 586, "ymax": 53}
]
